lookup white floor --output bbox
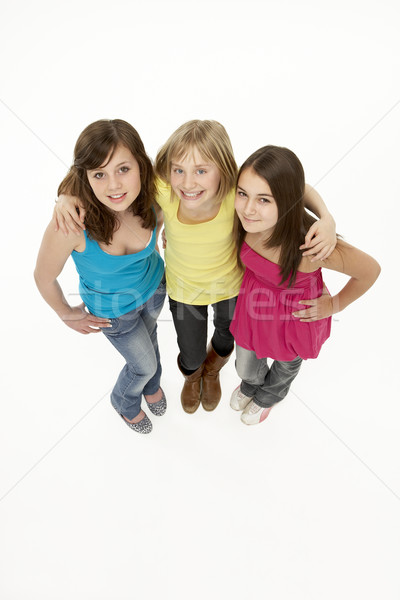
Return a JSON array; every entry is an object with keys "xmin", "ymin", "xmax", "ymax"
[{"xmin": 1, "ymin": 292, "xmax": 399, "ymax": 599}]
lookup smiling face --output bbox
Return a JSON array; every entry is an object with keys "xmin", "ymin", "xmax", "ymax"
[
  {"xmin": 87, "ymin": 145, "xmax": 141, "ymax": 213},
  {"xmin": 169, "ymin": 146, "xmax": 221, "ymax": 212},
  {"xmin": 235, "ymin": 168, "xmax": 279, "ymax": 236}
]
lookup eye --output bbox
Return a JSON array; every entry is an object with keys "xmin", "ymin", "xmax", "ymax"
[
  {"xmin": 259, "ymin": 197, "xmax": 271, "ymax": 204},
  {"xmin": 119, "ymin": 166, "xmax": 130, "ymax": 173},
  {"xmin": 196, "ymin": 169, "xmax": 206, "ymax": 175},
  {"xmin": 93, "ymin": 172, "xmax": 105, "ymax": 179},
  {"xmin": 173, "ymin": 168, "xmax": 184, "ymax": 175},
  {"xmin": 237, "ymin": 191, "xmax": 247, "ymax": 198}
]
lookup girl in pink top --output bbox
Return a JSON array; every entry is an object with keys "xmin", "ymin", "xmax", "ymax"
[{"xmin": 229, "ymin": 146, "xmax": 380, "ymax": 426}]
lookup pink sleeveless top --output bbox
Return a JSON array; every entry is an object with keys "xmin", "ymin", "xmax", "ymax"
[{"xmin": 229, "ymin": 242, "xmax": 331, "ymax": 360}]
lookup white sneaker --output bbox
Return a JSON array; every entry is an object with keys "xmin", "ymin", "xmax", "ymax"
[
  {"xmin": 240, "ymin": 400, "xmax": 273, "ymax": 425},
  {"xmin": 230, "ymin": 386, "xmax": 253, "ymax": 411}
]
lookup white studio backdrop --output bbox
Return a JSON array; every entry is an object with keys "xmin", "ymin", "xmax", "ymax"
[{"xmin": 0, "ymin": 1, "xmax": 399, "ymax": 599}]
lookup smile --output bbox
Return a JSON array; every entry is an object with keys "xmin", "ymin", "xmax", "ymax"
[
  {"xmin": 242, "ymin": 216, "xmax": 259, "ymax": 222},
  {"xmin": 180, "ymin": 190, "xmax": 204, "ymax": 200},
  {"xmin": 107, "ymin": 193, "xmax": 127, "ymax": 203}
]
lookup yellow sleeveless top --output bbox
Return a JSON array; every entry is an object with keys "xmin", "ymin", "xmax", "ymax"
[{"xmin": 156, "ymin": 179, "xmax": 243, "ymax": 305}]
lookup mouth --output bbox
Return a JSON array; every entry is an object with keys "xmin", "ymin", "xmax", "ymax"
[
  {"xmin": 107, "ymin": 193, "xmax": 127, "ymax": 204},
  {"xmin": 242, "ymin": 216, "xmax": 259, "ymax": 223},
  {"xmin": 180, "ymin": 190, "xmax": 204, "ymax": 201}
]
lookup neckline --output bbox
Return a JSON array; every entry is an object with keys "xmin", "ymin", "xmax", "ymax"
[
  {"xmin": 242, "ymin": 241, "xmax": 320, "ymax": 275},
  {"xmin": 75, "ymin": 227, "xmax": 154, "ymax": 257},
  {"xmin": 174, "ymin": 194, "xmax": 223, "ymax": 225},
  {"xmin": 99, "ymin": 228, "xmax": 153, "ymax": 256}
]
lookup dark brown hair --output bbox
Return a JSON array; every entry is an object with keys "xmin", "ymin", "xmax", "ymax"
[
  {"xmin": 235, "ymin": 145, "xmax": 316, "ymax": 287},
  {"xmin": 58, "ymin": 119, "xmax": 156, "ymax": 244},
  {"xmin": 154, "ymin": 120, "xmax": 238, "ymax": 203}
]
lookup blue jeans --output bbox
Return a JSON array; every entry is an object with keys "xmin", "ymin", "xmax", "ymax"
[
  {"xmin": 236, "ymin": 345, "xmax": 303, "ymax": 408},
  {"xmin": 100, "ymin": 277, "xmax": 166, "ymax": 420}
]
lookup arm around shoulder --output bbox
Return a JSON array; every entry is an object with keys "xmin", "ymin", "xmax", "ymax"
[
  {"xmin": 302, "ymin": 184, "xmax": 337, "ymax": 260},
  {"xmin": 53, "ymin": 194, "xmax": 86, "ymax": 235},
  {"xmin": 303, "ymin": 184, "xmax": 331, "ymax": 219}
]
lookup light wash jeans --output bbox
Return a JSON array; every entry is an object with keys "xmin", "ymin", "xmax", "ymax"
[
  {"xmin": 100, "ymin": 277, "xmax": 166, "ymax": 420},
  {"xmin": 236, "ymin": 344, "xmax": 303, "ymax": 408}
]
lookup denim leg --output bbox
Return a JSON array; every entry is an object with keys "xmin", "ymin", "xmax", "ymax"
[
  {"xmin": 235, "ymin": 345, "xmax": 302, "ymax": 408},
  {"xmin": 139, "ymin": 279, "xmax": 166, "ymax": 396},
  {"xmin": 235, "ymin": 345, "xmax": 270, "ymax": 398},
  {"xmin": 101, "ymin": 280, "xmax": 166, "ymax": 420}
]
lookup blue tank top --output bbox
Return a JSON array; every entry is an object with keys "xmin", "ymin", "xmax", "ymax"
[{"xmin": 71, "ymin": 226, "xmax": 164, "ymax": 318}]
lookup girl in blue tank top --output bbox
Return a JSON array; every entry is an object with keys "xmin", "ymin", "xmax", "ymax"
[{"xmin": 34, "ymin": 119, "xmax": 166, "ymax": 434}]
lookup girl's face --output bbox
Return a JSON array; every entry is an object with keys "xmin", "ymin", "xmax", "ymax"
[
  {"xmin": 87, "ymin": 145, "xmax": 141, "ymax": 213},
  {"xmin": 235, "ymin": 168, "xmax": 279, "ymax": 236},
  {"xmin": 170, "ymin": 146, "xmax": 221, "ymax": 211}
]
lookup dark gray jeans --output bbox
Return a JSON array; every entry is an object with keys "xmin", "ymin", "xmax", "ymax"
[
  {"xmin": 236, "ymin": 345, "xmax": 303, "ymax": 408},
  {"xmin": 169, "ymin": 296, "xmax": 237, "ymax": 371}
]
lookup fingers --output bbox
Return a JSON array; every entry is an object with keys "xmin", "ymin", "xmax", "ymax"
[
  {"xmin": 301, "ymin": 222, "xmax": 317, "ymax": 248},
  {"xmin": 292, "ymin": 309, "xmax": 318, "ymax": 321},
  {"xmin": 292, "ymin": 296, "xmax": 332, "ymax": 321},
  {"xmin": 299, "ymin": 316, "xmax": 318, "ymax": 322},
  {"xmin": 52, "ymin": 209, "xmax": 60, "ymax": 232},
  {"xmin": 78, "ymin": 204, "xmax": 86, "ymax": 223},
  {"xmin": 53, "ymin": 211, "xmax": 70, "ymax": 237},
  {"xmin": 65, "ymin": 213, "xmax": 85, "ymax": 235},
  {"xmin": 54, "ymin": 206, "xmax": 85, "ymax": 235},
  {"xmin": 292, "ymin": 300, "xmax": 315, "ymax": 319},
  {"xmin": 86, "ymin": 312, "xmax": 111, "ymax": 324},
  {"xmin": 64, "ymin": 305, "xmax": 112, "ymax": 333},
  {"xmin": 300, "ymin": 235, "xmax": 323, "ymax": 252},
  {"xmin": 84, "ymin": 314, "xmax": 112, "ymax": 330},
  {"xmin": 74, "ymin": 322, "xmax": 109, "ymax": 334},
  {"xmin": 78, "ymin": 327, "xmax": 103, "ymax": 334},
  {"xmin": 90, "ymin": 317, "xmax": 110, "ymax": 324},
  {"xmin": 301, "ymin": 239, "xmax": 333, "ymax": 260},
  {"xmin": 52, "ymin": 209, "xmax": 69, "ymax": 236},
  {"xmin": 309, "ymin": 244, "xmax": 336, "ymax": 262}
]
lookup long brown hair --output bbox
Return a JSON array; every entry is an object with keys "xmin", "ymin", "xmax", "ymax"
[
  {"xmin": 58, "ymin": 119, "xmax": 156, "ymax": 244},
  {"xmin": 154, "ymin": 120, "xmax": 238, "ymax": 203},
  {"xmin": 235, "ymin": 145, "xmax": 316, "ymax": 287}
]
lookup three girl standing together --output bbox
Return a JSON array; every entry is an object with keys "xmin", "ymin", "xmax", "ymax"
[{"xmin": 36, "ymin": 118, "xmax": 379, "ymax": 434}]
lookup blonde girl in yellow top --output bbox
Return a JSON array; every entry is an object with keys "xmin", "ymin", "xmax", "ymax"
[{"xmin": 54, "ymin": 120, "xmax": 336, "ymax": 414}]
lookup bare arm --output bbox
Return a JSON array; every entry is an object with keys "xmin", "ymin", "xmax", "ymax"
[
  {"xmin": 302, "ymin": 184, "xmax": 337, "ymax": 261},
  {"xmin": 293, "ymin": 240, "xmax": 381, "ymax": 321},
  {"xmin": 34, "ymin": 223, "xmax": 111, "ymax": 333}
]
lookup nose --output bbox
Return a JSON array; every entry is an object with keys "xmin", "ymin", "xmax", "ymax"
[
  {"xmin": 107, "ymin": 174, "xmax": 121, "ymax": 192},
  {"xmin": 183, "ymin": 172, "xmax": 196, "ymax": 190},
  {"xmin": 243, "ymin": 198, "xmax": 256, "ymax": 215}
]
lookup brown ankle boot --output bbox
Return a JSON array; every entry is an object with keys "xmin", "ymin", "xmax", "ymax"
[
  {"xmin": 177, "ymin": 356, "xmax": 203, "ymax": 414},
  {"xmin": 201, "ymin": 343, "xmax": 233, "ymax": 411}
]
